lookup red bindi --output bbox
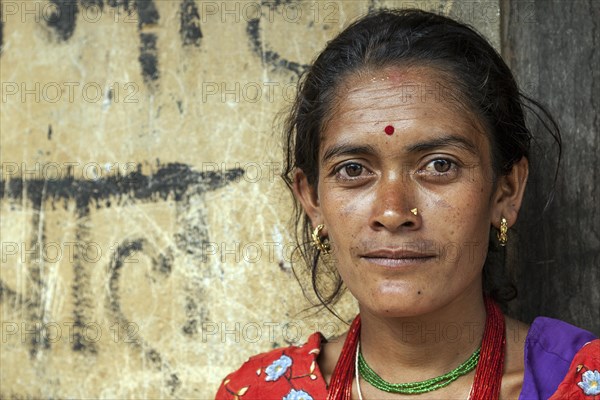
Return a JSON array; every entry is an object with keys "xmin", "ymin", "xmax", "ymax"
[{"xmin": 384, "ymin": 125, "xmax": 395, "ymax": 135}]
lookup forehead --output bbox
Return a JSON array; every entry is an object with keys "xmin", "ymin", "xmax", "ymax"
[{"xmin": 321, "ymin": 66, "xmax": 490, "ymax": 150}]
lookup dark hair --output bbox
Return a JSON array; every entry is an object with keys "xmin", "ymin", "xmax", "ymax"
[{"xmin": 281, "ymin": 9, "xmax": 561, "ymax": 314}]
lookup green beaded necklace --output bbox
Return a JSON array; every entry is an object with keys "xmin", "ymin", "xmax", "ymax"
[{"xmin": 357, "ymin": 345, "xmax": 481, "ymax": 394}]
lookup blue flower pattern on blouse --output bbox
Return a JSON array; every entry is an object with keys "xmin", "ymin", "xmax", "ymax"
[
  {"xmin": 283, "ymin": 389, "xmax": 314, "ymax": 400},
  {"xmin": 578, "ymin": 370, "xmax": 600, "ymax": 395},
  {"xmin": 265, "ymin": 354, "xmax": 293, "ymax": 381}
]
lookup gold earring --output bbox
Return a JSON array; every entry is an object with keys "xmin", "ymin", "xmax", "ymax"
[
  {"xmin": 497, "ymin": 217, "xmax": 508, "ymax": 246},
  {"xmin": 410, "ymin": 208, "xmax": 418, "ymax": 216},
  {"xmin": 311, "ymin": 224, "xmax": 331, "ymax": 254}
]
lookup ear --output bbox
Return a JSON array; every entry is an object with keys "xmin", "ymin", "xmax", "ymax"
[
  {"xmin": 491, "ymin": 157, "xmax": 529, "ymax": 229},
  {"xmin": 292, "ymin": 168, "xmax": 323, "ymax": 231}
]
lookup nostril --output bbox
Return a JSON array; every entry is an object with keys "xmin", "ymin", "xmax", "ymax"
[{"xmin": 373, "ymin": 220, "xmax": 385, "ymax": 228}]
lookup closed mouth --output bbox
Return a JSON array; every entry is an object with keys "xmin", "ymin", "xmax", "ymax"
[{"xmin": 360, "ymin": 249, "xmax": 436, "ymax": 267}]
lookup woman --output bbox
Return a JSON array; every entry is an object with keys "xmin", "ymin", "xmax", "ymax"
[{"xmin": 216, "ymin": 9, "xmax": 598, "ymax": 400}]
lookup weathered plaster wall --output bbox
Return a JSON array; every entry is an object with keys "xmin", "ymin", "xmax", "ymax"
[{"xmin": 0, "ymin": 1, "xmax": 502, "ymax": 398}]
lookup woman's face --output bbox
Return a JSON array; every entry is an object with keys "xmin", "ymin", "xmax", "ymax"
[{"xmin": 301, "ymin": 66, "xmax": 521, "ymax": 318}]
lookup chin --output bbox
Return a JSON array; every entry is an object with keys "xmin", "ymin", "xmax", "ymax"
[
  {"xmin": 367, "ymin": 304, "xmax": 431, "ymax": 319},
  {"xmin": 361, "ymin": 285, "xmax": 437, "ymax": 318}
]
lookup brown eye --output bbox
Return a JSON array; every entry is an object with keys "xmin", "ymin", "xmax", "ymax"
[
  {"xmin": 421, "ymin": 158, "xmax": 457, "ymax": 176},
  {"xmin": 344, "ymin": 163, "xmax": 363, "ymax": 177},
  {"xmin": 433, "ymin": 159, "xmax": 452, "ymax": 173}
]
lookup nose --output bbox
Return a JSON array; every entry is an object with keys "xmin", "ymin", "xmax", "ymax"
[{"xmin": 369, "ymin": 174, "xmax": 420, "ymax": 232}]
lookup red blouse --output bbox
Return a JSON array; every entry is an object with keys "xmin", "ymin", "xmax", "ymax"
[
  {"xmin": 550, "ymin": 340, "xmax": 600, "ymax": 399},
  {"xmin": 215, "ymin": 332, "xmax": 599, "ymax": 400},
  {"xmin": 215, "ymin": 332, "xmax": 327, "ymax": 399}
]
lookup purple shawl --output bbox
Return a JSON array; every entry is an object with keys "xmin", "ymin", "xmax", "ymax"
[{"xmin": 519, "ymin": 317, "xmax": 597, "ymax": 399}]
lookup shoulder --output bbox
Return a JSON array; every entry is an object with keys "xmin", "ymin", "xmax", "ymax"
[
  {"xmin": 525, "ymin": 317, "xmax": 597, "ymax": 361},
  {"xmin": 520, "ymin": 316, "xmax": 598, "ymax": 399},
  {"xmin": 214, "ymin": 332, "xmax": 328, "ymax": 400}
]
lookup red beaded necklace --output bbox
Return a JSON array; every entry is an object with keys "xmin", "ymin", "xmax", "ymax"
[{"xmin": 327, "ymin": 297, "xmax": 506, "ymax": 399}]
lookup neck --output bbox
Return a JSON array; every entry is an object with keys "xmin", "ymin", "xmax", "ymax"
[{"xmin": 358, "ymin": 288, "xmax": 487, "ymax": 384}]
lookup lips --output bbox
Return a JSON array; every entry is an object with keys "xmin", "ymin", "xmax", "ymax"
[{"xmin": 360, "ymin": 249, "xmax": 436, "ymax": 267}]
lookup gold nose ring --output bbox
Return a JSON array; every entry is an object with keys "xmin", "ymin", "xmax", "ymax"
[{"xmin": 410, "ymin": 208, "xmax": 418, "ymax": 216}]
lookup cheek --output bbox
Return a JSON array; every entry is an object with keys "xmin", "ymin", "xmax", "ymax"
[
  {"xmin": 319, "ymin": 185, "xmax": 366, "ymax": 219},
  {"xmin": 421, "ymin": 181, "xmax": 492, "ymax": 241},
  {"xmin": 319, "ymin": 188, "xmax": 368, "ymax": 259}
]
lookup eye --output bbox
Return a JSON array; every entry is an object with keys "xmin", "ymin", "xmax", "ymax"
[
  {"xmin": 423, "ymin": 158, "xmax": 457, "ymax": 175},
  {"xmin": 335, "ymin": 162, "xmax": 367, "ymax": 179},
  {"xmin": 433, "ymin": 159, "xmax": 452, "ymax": 173},
  {"xmin": 344, "ymin": 163, "xmax": 363, "ymax": 176}
]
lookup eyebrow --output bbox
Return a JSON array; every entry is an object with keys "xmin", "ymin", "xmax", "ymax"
[
  {"xmin": 404, "ymin": 134, "xmax": 478, "ymax": 154},
  {"xmin": 321, "ymin": 144, "xmax": 378, "ymax": 163}
]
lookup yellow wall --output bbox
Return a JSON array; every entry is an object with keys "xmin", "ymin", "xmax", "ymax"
[{"xmin": 0, "ymin": 1, "xmax": 499, "ymax": 397}]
